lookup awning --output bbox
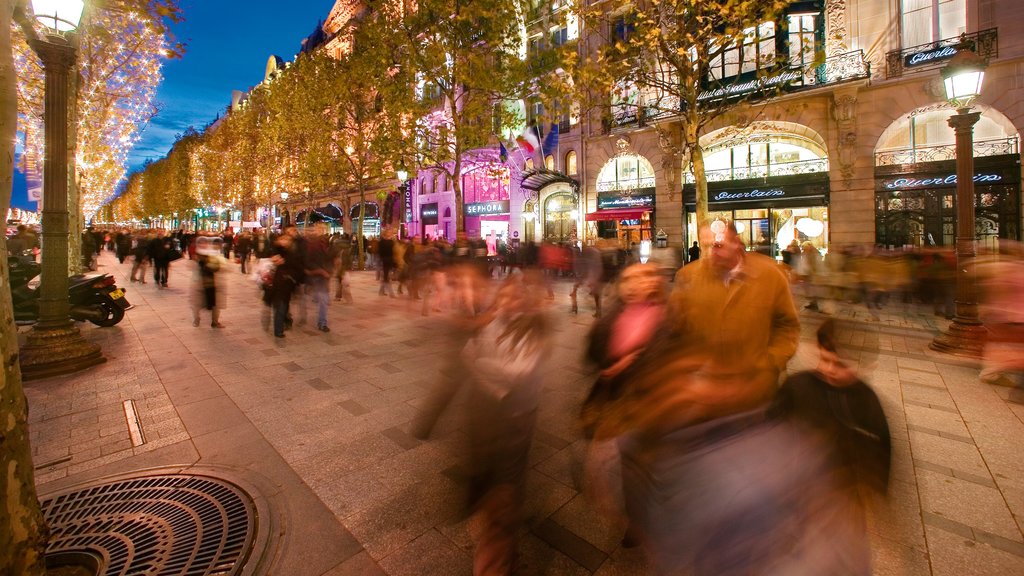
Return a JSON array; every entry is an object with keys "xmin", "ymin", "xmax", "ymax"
[
  {"xmin": 585, "ymin": 208, "xmax": 650, "ymax": 222},
  {"xmin": 295, "ymin": 204, "xmax": 343, "ymax": 224},
  {"xmin": 521, "ymin": 169, "xmax": 579, "ymax": 192}
]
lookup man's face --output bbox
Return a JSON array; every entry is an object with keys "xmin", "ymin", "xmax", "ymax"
[{"xmin": 701, "ymin": 225, "xmax": 743, "ymax": 272}]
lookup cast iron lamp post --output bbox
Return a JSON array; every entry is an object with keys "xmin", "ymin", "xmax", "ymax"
[
  {"xmin": 19, "ymin": 0, "xmax": 104, "ymax": 379},
  {"xmin": 930, "ymin": 47, "xmax": 988, "ymax": 357}
]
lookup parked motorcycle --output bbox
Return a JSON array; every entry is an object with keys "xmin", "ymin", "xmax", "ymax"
[{"xmin": 8, "ymin": 254, "xmax": 132, "ymax": 327}]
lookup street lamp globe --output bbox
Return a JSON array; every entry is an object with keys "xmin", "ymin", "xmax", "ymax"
[
  {"xmin": 941, "ymin": 48, "xmax": 986, "ymax": 110},
  {"xmin": 31, "ymin": 0, "xmax": 85, "ymax": 33},
  {"xmin": 280, "ymin": 192, "xmax": 289, "ymax": 201},
  {"xmin": 396, "ymin": 167, "xmax": 409, "ymax": 183}
]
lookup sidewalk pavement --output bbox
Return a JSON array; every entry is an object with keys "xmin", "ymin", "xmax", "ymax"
[{"xmin": 20, "ymin": 251, "xmax": 1024, "ymax": 575}]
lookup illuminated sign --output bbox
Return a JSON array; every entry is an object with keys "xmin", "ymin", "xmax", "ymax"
[
  {"xmin": 421, "ymin": 203, "xmax": 439, "ymax": 225},
  {"xmin": 597, "ymin": 190, "xmax": 655, "ymax": 209},
  {"xmin": 464, "ymin": 200, "xmax": 510, "ymax": 216},
  {"xmin": 904, "ymin": 45, "xmax": 958, "ymax": 68},
  {"xmin": 697, "ymin": 70, "xmax": 803, "ymax": 102},
  {"xmin": 713, "ymin": 189, "xmax": 786, "ymax": 201},
  {"xmin": 403, "ymin": 184, "xmax": 413, "ymax": 223},
  {"xmin": 882, "ymin": 173, "xmax": 1003, "ymax": 190}
]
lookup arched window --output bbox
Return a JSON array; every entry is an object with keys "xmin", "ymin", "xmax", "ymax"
[
  {"xmin": 596, "ymin": 154, "xmax": 655, "ymax": 192},
  {"xmin": 524, "ymin": 158, "xmax": 535, "ymax": 171},
  {"xmin": 545, "ymin": 154, "xmax": 555, "ymax": 170},
  {"xmin": 565, "ymin": 150, "xmax": 577, "ymax": 175},
  {"xmin": 699, "ymin": 135, "xmax": 827, "ymax": 181},
  {"xmin": 875, "ymin": 107, "xmax": 1016, "ymax": 164}
]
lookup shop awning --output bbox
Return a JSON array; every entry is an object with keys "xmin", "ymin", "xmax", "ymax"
[
  {"xmin": 521, "ymin": 169, "xmax": 579, "ymax": 192},
  {"xmin": 295, "ymin": 204, "xmax": 343, "ymax": 224},
  {"xmin": 585, "ymin": 208, "xmax": 650, "ymax": 221}
]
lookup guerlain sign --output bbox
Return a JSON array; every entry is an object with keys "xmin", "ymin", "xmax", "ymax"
[
  {"xmin": 712, "ymin": 188, "xmax": 786, "ymax": 202},
  {"xmin": 904, "ymin": 45, "xmax": 958, "ymax": 68},
  {"xmin": 883, "ymin": 173, "xmax": 1003, "ymax": 190},
  {"xmin": 697, "ymin": 70, "xmax": 803, "ymax": 102}
]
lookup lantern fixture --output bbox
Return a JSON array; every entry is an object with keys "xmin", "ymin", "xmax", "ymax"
[
  {"xmin": 31, "ymin": 0, "xmax": 85, "ymax": 33},
  {"xmin": 941, "ymin": 47, "xmax": 987, "ymax": 110}
]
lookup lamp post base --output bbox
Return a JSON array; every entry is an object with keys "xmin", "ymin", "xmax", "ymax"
[
  {"xmin": 20, "ymin": 324, "xmax": 105, "ymax": 381},
  {"xmin": 929, "ymin": 318, "xmax": 988, "ymax": 358}
]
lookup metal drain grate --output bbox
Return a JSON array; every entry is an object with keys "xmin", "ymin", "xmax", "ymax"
[{"xmin": 40, "ymin": 474, "xmax": 258, "ymax": 575}]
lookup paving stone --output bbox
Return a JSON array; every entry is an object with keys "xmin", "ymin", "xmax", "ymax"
[
  {"xmin": 926, "ymin": 525, "xmax": 1024, "ymax": 576},
  {"xmin": 917, "ymin": 469, "xmax": 1023, "ymax": 543}
]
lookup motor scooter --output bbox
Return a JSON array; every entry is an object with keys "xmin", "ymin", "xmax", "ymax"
[{"xmin": 8, "ymin": 254, "xmax": 132, "ymax": 327}]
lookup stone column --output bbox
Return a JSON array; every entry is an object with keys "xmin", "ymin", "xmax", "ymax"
[{"xmin": 20, "ymin": 34, "xmax": 103, "ymax": 380}]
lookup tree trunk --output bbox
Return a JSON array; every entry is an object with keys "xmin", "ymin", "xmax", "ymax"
[
  {"xmin": 687, "ymin": 118, "xmax": 710, "ymax": 247},
  {"xmin": 0, "ymin": 2, "xmax": 49, "ymax": 573},
  {"xmin": 356, "ymin": 190, "xmax": 366, "ymax": 270}
]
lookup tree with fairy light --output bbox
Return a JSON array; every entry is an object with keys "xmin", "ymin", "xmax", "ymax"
[
  {"xmin": 14, "ymin": 0, "xmax": 182, "ymax": 271},
  {"xmin": 573, "ymin": 0, "xmax": 811, "ymax": 239},
  {"xmin": 383, "ymin": 0, "xmax": 534, "ymax": 236}
]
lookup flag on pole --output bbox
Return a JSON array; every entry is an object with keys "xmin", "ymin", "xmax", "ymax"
[
  {"xmin": 541, "ymin": 123, "xmax": 559, "ymax": 162},
  {"xmin": 499, "ymin": 140, "xmax": 508, "ymax": 163},
  {"xmin": 515, "ymin": 126, "xmax": 539, "ymax": 155}
]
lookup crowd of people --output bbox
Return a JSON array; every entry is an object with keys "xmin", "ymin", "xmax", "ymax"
[{"xmin": 18, "ymin": 221, "xmax": 1023, "ymax": 575}]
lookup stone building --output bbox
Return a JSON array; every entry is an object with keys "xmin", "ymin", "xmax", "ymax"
[{"xmin": 574, "ymin": 0, "xmax": 1022, "ymax": 255}]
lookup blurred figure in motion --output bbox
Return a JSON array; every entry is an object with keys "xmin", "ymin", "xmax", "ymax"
[
  {"xmin": 773, "ymin": 319, "xmax": 892, "ymax": 574},
  {"xmin": 978, "ymin": 240, "xmax": 1024, "ymax": 403},
  {"xmin": 410, "ymin": 262, "xmax": 489, "ymax": 440},
  {"xmin": 191, "ymin": 236, "xmax": 227, "ymax": 328},
  {"xmin": 605, "ymin": 220, "xmax": 805, "ymax": 574},
  {"xmin": 461, "ymin": 272, "xmax": 551, "ymax": 575},
  {"xmin": 570, "ymin": 242, "xmax": 603, "ymax": 316},
  {"xmin": 264, "ymin": 233, "xmax": 300, "ymax": 339},
  {"xmin": 580, "ymin": 264, "xmax": 668, "ymax": 544}
]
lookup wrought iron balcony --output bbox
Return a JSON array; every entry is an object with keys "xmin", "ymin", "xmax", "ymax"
[
  {"xmin": 683, "ymin": 158, "xmax": 829, "ymax": 183},
  {"xmin": 605, "ymin": 51, "xmax": 870, "ymax": 130},
  {"xmin": 886, "ymin": 28, "xmax": 998, "ymax": 79},
  {"xmin": 874, "ymin": 136, "xmax": 1019, "ymax": 167}
]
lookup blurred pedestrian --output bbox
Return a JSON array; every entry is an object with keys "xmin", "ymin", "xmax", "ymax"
[
  {"xmin": 461, "ymin": 273, "xmax": 551, "ymax": 575},
  {"xmin": 304, "ymin": 225, "xmax": 333, "ymax": 332},
  {"xmin": 265, "ymin": 233, "xmax": 300, "ymax": 338},
  {"xmin": 378, "ymin": 230, "xmax": 396, "ymax": 297},
  {"xmin": 978, "ymin": 241, "xmax": 1024, "ymax": 403},
  {"xmin": 191, "ymin": 237, "xmax": 227, "ymax": 328},
  {"xmin": 130, "ymin": 232, "xmax": 151, "ymax": 283},
  {"xmin": 772, "ymin": 319, "xmax": 892, "ymax": 575}
]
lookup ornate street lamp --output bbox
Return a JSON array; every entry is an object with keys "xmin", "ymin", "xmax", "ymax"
[
  {"xmin": 396, "ymin": 163, "xmax": 409, "ymax": 183},
  {"xmin": 930, "ymin": 47, "xmax": 988, "ymax": 357},
  {"xmin": 19, "ymin": 0, "xmax": 104, "ymax": 379}
]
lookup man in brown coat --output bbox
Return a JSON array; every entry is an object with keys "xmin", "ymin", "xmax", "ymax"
[{"xmin": 635, "ymin": 221, "xmax": 800, "ymax": 432}]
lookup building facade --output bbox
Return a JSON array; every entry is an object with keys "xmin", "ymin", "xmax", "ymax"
[{"xmin": 577, "ymin": 0, "xmax": 1023, "ymax": 255}]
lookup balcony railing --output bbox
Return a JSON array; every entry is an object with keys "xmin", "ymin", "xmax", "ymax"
[
  {"xmin": 683, "ymin": 158, "xmax": 829, "ymax": 183},
  {"xmin": 886, "ymin": 28, "xmax": 998, "ymax": 79},
  {"xmin": 875, "ymin": 136, "xmax": 1019, "ymax": 166},
  {"xmin": 605, "ymin": 50, "xmax": 870, "ymax": 131}
]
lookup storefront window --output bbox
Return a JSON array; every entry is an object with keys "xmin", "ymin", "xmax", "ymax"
[{"xmin": 688, "ymin": 206, "xmax": 829, "ymax": 258}]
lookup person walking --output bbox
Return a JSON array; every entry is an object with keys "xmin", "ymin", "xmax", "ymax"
[
  {"xmin": 235, "ymin": 231, "xmax": 252, "ymax": 274},
  {"xmin": 378, "ymin": 230, "xmax": 396, "ymax": 297},
  {"xmin": 687, "ymin": 241, "xmax": 701, "ymax": 263},
  {"xmin": 304, "ymin": 225, "xmax": 333, "ymax": 332},
  {"xmin": 265, "ymin": 233, "xmax": 299, "ymax": 338},
  {"xmin": 148, "ymin": 231, "xmax": 174, "ymax": 288},
  {"xmin": 190, "ymin": 237, "xmax": 227, "ymax": 328},
  {"xmin": 129, "ymin": 232, "xmax": 151, "ymax": 283},
  {"xmin": 610, "ymin": 220, "xmax": 803, "ymax": 575}
]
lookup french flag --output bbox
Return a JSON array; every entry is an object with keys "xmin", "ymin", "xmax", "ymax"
[{"xmin": 515, "ymin": 126, "xmax": 539, "ymax": 155}]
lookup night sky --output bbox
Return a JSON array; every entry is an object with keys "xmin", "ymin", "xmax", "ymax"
[{"xmin": 10, "ymin": 0, "xmax": 336, "ymax": 210}]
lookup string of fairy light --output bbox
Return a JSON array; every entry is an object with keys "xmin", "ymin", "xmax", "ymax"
[{"xmin": 15, "ymin": 8, "xmax": 168, "ymax": 221}]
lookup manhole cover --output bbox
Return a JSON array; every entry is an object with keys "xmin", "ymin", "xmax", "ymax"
[{"xmin": 41, "ymin": 474, "xmax": 258, "ymax": 575}]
